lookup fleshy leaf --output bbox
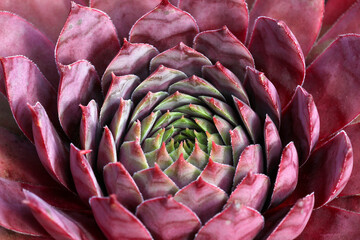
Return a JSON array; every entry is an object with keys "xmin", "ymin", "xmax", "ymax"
[
  {"xmin": 194, "ymin": 26, "xmax": 254, "ymax": 80},
  {"xmin": 228, "ymin": 173, "xmax": 270, "ymax": 211},
  {"xmin": 24, "ymin": 190, "xmax": 96, "ymax": 240},
  {"xmin": 2, "ymin": 56, "xmax": 58, "ymax": 142},
  {"xmin": 202, "ymin": 62, "xmax": 249, "ymax": 105},
  {"xmin": 150, "ymin": 42, "xmax": 211, "ymax": 76},
  {"xmin": 102, "ymin": 40, "xmax": 159, "ymax": 93},
  {"xmin": 129, "ymin": 0, "xmax": 199, "ymax": 52},
  {"xmin": 289, "ymin": 131, "xmax": 353, "ymax": 208},
  {"xmin": 97, "ymin": 126, "xmax": 117, "ymax": 173},
  {"xmin": 209, "ymin": 142, "xmax": 233, "ymax": 165},
  {"xmin": 79, "ymin": 100, "xmax": 99, "ymax": 167},
  {"xmin": 230, "ymin": 126, "xmax": 250, "ymax": 165},
  {"xmin": 281, "ymin": 86, "xmax": 320, "ymax": 165},
  {"xmin": 0, "ymin": 179, "xmax": 48, "ymax": 237},
  {"xmin": 58, "ymin": 60, "xmax": 102, "ymax": 140},
  {"xmin": 179, "ymin": 0, "xmax": 248, "ymax": 42},
  {"xmin": 297, "ymin": 205, "xmax": 360, "ymax": 239},
  {"xmin": 136, "ymin": 196, "xmax": 201, "ymax": 240},
  {"xmin": 233, "ymin": 144, "xmax": 263, "ymax": 186},
  {"xmin": 164, "ymin": 154, "xmax": 201, "ymax": 188},
  {"xmin": 341, "ymin": 122, "xmax": 360, "ymax": 196},
  {"xmin": 70, "ymin": 144, "xmax": 103, "ymax": 204},
  {"xmin": 134, "ymin": 164, "xmax": 179, "ymax": 200},
  {"xmin": 303, "ymin": 34, "xmax": 360, "ymax": 140},
  {"xmin": 0, "ymin": 127, "xmax": 57, "ymax": 186},
  {"xmin": 155, "ymin": 91, "xmax": 202, "ymax": 112},
  {"xmin": 29, "ymin": 103, "xmax": 74, "ymax": 191},
  {"xmin": 130, "ymin": 91, "xmax": 169, "ymax": 124},
  {"xmin": 248, "ymin": 0, "xmax": 324, "ymax": 55},
  {"xmin": 200, "ymin": 159, "xmax": 235, "ymax": 193},
  {"xmin": 269, "ymin": 142, "xmax": 298, "ymax": 208},
  {"xmin": 261, "ymin": 193, "xmax": 315, "ymax": 240},
  {"xmin": 90, "ymin": 0, "xmax": 161, "ymax": 41},
  {"xmin": 321, "ymin": 0, "xmax": 357, "ymax": 34},
  {"xmin": 247, "ymin": 17, "xmax": 305, "ymax": 107},
  {"xmin": 118, "ymin": 139, "xmax": 149, "ymax": 175},
  {"xmin": 200, "ymin": 96, "xmax": 239, "ymax": 126},
  {"xmin": 110, "ymin": 99, "xmax": 133, "ymax": 147},
  {"xmin": 168, "ymin": 76, "xmax": 225, "ymax": 100},
  {"xmin": 264, "ymin": 116, "xmax": 282, "ymax": 176},
  {"xmin": 90, "ymin": 196, "xmax": 152, "ymax": 240},
  {"xmin": 100, "ymin": 74, "xmax": 140, "ymax": 126},
  {"xmin": 195, "ymin": 203, "xmax": 264, "ymax": 240},
  {"xmin": 103, "ymin": 163, "xmax": 143, "ymax": 212},
  {"xmin": 174, "ymin": 177, "xmax": 228, "ymax": 224},
  {"xmin": 244, "ymin": 67, "xmax": 281, "ymax": 127},
  {"xmin": 55, "ymin": 2, "xmax": 120, "ymax": 75},
  {"xmin": 0, "ymin": 12, "xmax": 58, "ymax": 88},
  {"xmin": 233, "ymin": 96, "xmax": 261, "ymax": 143},
  {"xmin": 132, "ymin": 65, "xmax": 187, "ymax": 103},
  {"xmin": 307, "ymin": 1, "xmax": 360, "ymax": 63}
]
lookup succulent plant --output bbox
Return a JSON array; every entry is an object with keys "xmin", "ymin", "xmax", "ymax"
[{"xmin": 1, "ymin": 0, "xmax": 360, "ymax": 239}]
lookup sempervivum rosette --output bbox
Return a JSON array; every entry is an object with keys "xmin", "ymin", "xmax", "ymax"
[{"xmin": 1, "ymin": 0, "xmax": 360, "ymax": 239}]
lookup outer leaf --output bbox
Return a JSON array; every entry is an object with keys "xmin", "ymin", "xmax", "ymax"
[
  {"xmin": 2, "ymin": 56, "xmax": 58, "ymax": 142},
  {"xmin": 261, "ymin": 193, "xmax": 315, "ymax": 240},
  {"xmin": 321, "ymin": 0, "xmax": 357, "ymax": 35},
  {"xmin": 269, "ymin": 142, "xmax": 298, "ymax": 208},
  {"xmin": 289, "ymin": 131, "xmax": 353, "ymax": 208},
  {"xmin": 195, "ymin": 203, "xmax": 264, "ymax": 240},
  {"xmin": 90, "ymin": 0, "xmax": 161, "ymax": 41},
  {"xmin": 55, "ymin": 2, "xmax": 120, "ymax": 75},
  {"xmin": 103, "ymin": 163, "xmax": 143, "ymax": 212},
  {"xmin": 0, "ymin": 0, "xmax": 85, "ymax": 43},
  {"xmin": 179, "ymin": 0, "xmax": 248, "ymax": 42},
  {"xmin": 303, "ymin": 34, "xmax": 360, "ymax": 140},
  {"xmin": 0, "ymin": 178, "xmax": 48, "ymax": 237},
  {"xmin": 248, "ymin": 0, "xmax": 324, "ymax": 55},
  {"xmin": 29, "ymin": 103, "xmax": 74, "ymax": 191},
  {"xmin": 194, "ymin": 26, "xmax": 254, "ymax": 80},
  {"xmin": 0, "ymin": 12, "xmax": 58, "ymax": 88},
  {"xmin": 24, "ymin": 190, "xmax": 97, "ymax": 240},
  {"xmin": 70, "ymin": 145, "xmax": 103, "ymax": 204},
  {"xmin": 297, "ymin": 205, "xmax": 360, "ymax": 239},
  {"xmin": 307, "ymin": 1, "xmax": 360, "ymax": 63},
  {"xmin": 340, "ymin": 122, "xmax": 360, "ymax": 196},
  {"xmin": 0, "ymin": 127, "xmax": 57, "ymax": 186},
  {"xmin": 247, "ymin": 17, "xmax": 305, "ymax": 107},
  {"xmin": 79, "ymin": 100, "xmax": 99, "ymax": 167},
  {"xmin": 90, "ymin": 196, "xmax": 152, "ymax": 240},
  {"xmin": 174, "ymin": 177, "xmax": 228, "ymax": 224},
  {"xmin": 129, "ymin": 0, "xmax": 199, "ymax": 52}
]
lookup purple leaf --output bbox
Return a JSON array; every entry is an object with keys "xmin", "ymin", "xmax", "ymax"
[
  {"xmin": 58, "ymin": 60, "xmax": 102, "ymax": 140},
  {"xmin": 249, "ymin": 0, "xmax": 324, "ymax": 55},
  {"xmin": 136, "ymin": 196, "xmax": 201, "ymax": 240},
  {"xmin": 0, "ymin": 12, "xmax": 58, "ymax": 88},
  {"xmin": 55, "ymin": 2, "xmax": 120, "ymax": 75},
  {"xmin": 304, "ymin": 34, "xmax": 360, "ymax": 140},
  {"xmin": 179, "ymin": 0, "xmax": 248, "ymax": 42},
  {"xmin": 2, "ymin": 56, "xmax": 58, "ymax": 142},
  {"xmin": 247, "ymin": 17, "xmax": 305, "ymax": 107},
  {"xmin": 129, "ymin": 0, "xmax": 199, "ymax": 52},
  {"xmin": 90, "ymin": 196, "xmax": 152, "ymax": 240}
]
